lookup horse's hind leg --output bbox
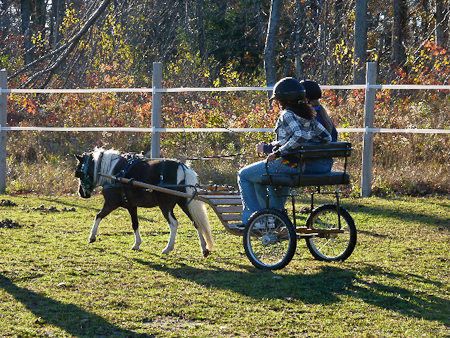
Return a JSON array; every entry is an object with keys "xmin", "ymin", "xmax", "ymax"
[
  {"xmin": 180, "ymin": 204, "xmax": 209, "ymax": 257},
  {"xmin": 160, "ymin": 207, "xmax": 178, "ymax": 255},
  {"xmin": 196, "ymin": 226, "xmax": 209, "ymax": 258},
  {"xmin": 128, "ymin": 206, "xmax": 142, "ymax": 250}
]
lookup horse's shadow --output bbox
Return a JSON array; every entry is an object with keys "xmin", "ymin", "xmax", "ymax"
[
  {"xmin": 135, "ymin": 257, "xmax": 450, "ymax": 326},
  {"xmin": 0, "ymin": 274, "xmax": 151, "ymax": 338}
]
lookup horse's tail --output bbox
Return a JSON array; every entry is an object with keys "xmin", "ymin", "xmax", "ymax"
[{"xmin": 182, "ymin": 165, "xmax": 214, "ymax": 252}]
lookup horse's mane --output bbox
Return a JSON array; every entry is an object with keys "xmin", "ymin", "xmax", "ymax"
[{"xmin": 92, "ymin": 147, "xmax": 121, "ymax": 186}]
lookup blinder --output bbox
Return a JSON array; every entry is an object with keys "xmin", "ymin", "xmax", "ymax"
[{"xmin": 76, "ymin": 154, "xmax": 95, "ymax": 195}]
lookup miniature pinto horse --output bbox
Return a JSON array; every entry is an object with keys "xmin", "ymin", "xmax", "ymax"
[{"xmin": 75, "ymin": 148, "xmax": 214, "ymax": 257}]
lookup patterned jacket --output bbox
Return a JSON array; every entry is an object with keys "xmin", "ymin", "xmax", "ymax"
[{"xmin": 263, "ymin": 109, "xmax": 331, "ymax": 158}]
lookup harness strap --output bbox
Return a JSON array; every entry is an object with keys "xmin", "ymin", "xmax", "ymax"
[
  {"xmin": 159, "ymin": 160, "xmax": 166, "ymax": 184},
  {"xmin": 96, "ymin": 152, "xmax": 104, "ymax": 182}
]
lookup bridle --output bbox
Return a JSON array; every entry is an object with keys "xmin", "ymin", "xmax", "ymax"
[{"xmin": 75, "ymin": 154, "xmax": 95, "ymax": 195}]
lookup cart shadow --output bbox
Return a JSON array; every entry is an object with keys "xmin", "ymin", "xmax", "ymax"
[
  {"xmin": 0, "ymin": 274, "xmax": 151, "ymax": 337},
  {"xmin": 135, "ymin": 258, "xmax": 450, "ymax": 326}
]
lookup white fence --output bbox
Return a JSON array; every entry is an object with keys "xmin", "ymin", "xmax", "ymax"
[{"xmin": 1, "ymin": 62, "xmax": 450, "ymax": 196}]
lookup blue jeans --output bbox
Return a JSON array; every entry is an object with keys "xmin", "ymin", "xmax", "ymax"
[
  {"xmin": 304, "ymin": 158, "xmax": 333, "ymax": 173},
  {"xmin": 238, "ymin": 159, "xmax": 302, "ymax": 223}
]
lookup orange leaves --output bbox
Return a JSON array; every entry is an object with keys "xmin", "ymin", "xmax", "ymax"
[
  {"xmin": 402, "ymin": 40, "xmax": 450, "ymax": 86},
  {"xmin": 21, "ymin": 98, "xmax": 38, "ymax": 116}
]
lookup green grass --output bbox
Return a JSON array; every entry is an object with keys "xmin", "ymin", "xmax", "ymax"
[{"xmin": 0, "ymin": 194, "xmax": 449, "ymax": 337}]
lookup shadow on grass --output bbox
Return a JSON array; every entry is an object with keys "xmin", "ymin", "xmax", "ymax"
[
  {"xmin": 137, "ymin": 258, "xmax": 354, "ymax": 304},
  {"xmin": 346, "ymin": 198, "xmax": 450, "ymax": 229},
  {"xmin": 135, "ymin": 258, "xmax": 450, "ymax": 326},
  {"xmin": 350, "ymin": 264, "xmax": 450, "ymax": 324},
  {"xmin": 0, "ymin": 274, "xmax": 153, "ymax": 338}
]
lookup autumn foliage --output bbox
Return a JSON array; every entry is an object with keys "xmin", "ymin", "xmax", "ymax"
[{"xmin": 3, "ymin": 41, "xmax": 450, "ymax": 196}]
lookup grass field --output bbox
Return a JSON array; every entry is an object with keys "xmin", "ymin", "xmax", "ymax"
[{"xmin": 0, "ymin": 193, "xmax": 449, "ymax": 337}]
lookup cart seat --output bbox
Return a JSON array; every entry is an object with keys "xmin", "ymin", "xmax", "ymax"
[
  {"xmin": 259, "ymin": 141, "xmax": 352, "ymax": 187},
  {"xmin": 259, "ymin": 171, "xmax": 350, "ymax": 187}
]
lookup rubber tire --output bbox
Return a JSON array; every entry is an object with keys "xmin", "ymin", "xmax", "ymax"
[
  {"xmin": 243, "ymin": 209, "xmax": 297, "ymax": 270},
  {"xmin": 305, "ymin": 204, "xmax": 357, "ymax": 261}
]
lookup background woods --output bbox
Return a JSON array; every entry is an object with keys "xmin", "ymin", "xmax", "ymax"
[
  {"xmin": 1, "ymin": 0, "xmax": 450, "ymax": 196},
  {"xmin": 2, "ymin": 0, "xmax": 449, "ymax": 88}
]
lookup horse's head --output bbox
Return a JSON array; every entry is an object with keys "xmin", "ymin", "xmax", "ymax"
[{"xmin": 75, "ymin": 153, "xmax": 95, "ymax": 198}]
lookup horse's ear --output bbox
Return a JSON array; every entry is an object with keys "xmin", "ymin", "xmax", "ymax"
[{"xmin": 75, "ymin": 154, "xmax": 83, "ymax": 163}]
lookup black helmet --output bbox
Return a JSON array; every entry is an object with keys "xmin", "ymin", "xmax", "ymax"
[
  {"xmin": 269, "ymin": 77, "xmax": 306, "ymax": 103},
  {"xmin": 300, "ymin": 80, "xmax": 322, "ymax": 100}
]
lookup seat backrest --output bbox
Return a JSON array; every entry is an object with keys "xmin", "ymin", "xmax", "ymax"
[
  {"xmin": 286, "ymin": 141, "xmax": 352, "ymax": 159},
  {"xmin": 259, "ymin": 142, "xmax": 353, "ymax": 187}
]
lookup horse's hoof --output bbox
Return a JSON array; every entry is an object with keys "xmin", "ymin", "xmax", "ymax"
[
  {"xmin": 131, "ymin": 246, "xmax": 140, "ymax": 250},
  {"xmin": 89, "ymin": 238, "xmax": 96, "ymax": 243},
  {"xmin": 203, "ymin": 249, "xmax": 210, "ymax": 258},
  {"xmin": 161, "ymin": 248, "xmax": 171, "ymax": 255}
]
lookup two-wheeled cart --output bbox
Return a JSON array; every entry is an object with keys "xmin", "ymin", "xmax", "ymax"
[{"xmin": 102, "ymin": 142, "xmax": 356, "ymax": 270}]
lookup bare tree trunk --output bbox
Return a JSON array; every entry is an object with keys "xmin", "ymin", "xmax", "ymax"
[
  {"xmin": 295, "ymin": 0, "xmax": 304, "ymax": 80},
  {"xmin": 196, "ymin": 0, "xmax": 206, "ymax": 60},
  {"xmin": 392, "ymin": 0, "xmax": 407, "ymax": 69},
  {"xmin": 33, "ymin": 0, "xmax": 46, "ymax": 29},
  {"xmin": 253, "ymin": 0, "xmax": 265, "ymax": 55},
  {"xmin": 354, "ymin": 0, "xmax": 367, "ymax": 84},
  {"xmin": 21, "ymin": 0, "xmax": 33, "ymax": 65},
  {"xmin": 435, "ymin": 0, "xmax": 447, "ymax": 48},
  {"xmin": 264, "ymin": 0, "xmax": 282, "ymax": 88},
  {"xmin": 0, "ymin": 0, "xmax": 9, "ymax": 56},
  {"xmin": 50, "ymin": 0, "xmax": 65, "ymax": 49}
]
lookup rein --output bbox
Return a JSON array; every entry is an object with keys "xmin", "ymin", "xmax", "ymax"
[{"xmin": 177, "ymin": 152, "xmax": 252, "ymax": 161}]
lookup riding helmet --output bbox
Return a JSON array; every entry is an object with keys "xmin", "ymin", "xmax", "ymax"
[
  {"xmin": 269, "ymin": 77, "xmax": 306, "ymax": 103},
  {"xmin": 300, "ymin": 80, "xmax": 322, "ymax": 100}
]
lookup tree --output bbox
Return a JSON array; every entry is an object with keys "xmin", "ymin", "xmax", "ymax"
[
  {"xmin": 20, "ymin": 0, "xmax": 33, "ymax": 65},
  {"xmin": 294, "ymin": 0, "xmax": 304, "ymax": 80},
  {"xmin": 0, "ymin": 0, "xmax": 9, "ymax": 57},
  {"xmin": 264, "ymin": 0, "xmax": 282, "ymax": 87},
  {"xmin": 392, "ymin": 0, "xmax": 408, "ymax": 70},
  {"xmin": 435, "ymin": 0, "xmax": 448, "ymax": 48},
  {"xmin": 10, "ymin": 0, "xmax": 112, "ymax": 88},
  {"xmin": 354, "ymin": 0, "xmax": 367, "ymax": 84},
  {"xmin": 49, "ymin": 0, "xmax": 66, "ymax": 49}
]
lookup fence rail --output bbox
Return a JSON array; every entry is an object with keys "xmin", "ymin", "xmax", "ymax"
[{"xmin": 1, "ymin": 62, "xmax": 450, "ymax": 196}]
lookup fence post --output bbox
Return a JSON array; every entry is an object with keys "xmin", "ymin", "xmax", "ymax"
[
  {"xmin": 151, "ymin": 62, "xmax": 162, "ymax": 158},
  {"xmin": 0, "ymin": 69, "xmax": 7, "ymax": 193},
  {"xmin": 361, "ymin": 62, "xmax": 377, "ymax": 197}
]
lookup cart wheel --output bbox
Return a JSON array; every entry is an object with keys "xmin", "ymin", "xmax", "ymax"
[
  {"xmin": 243, "ymin": 209, "xmax": 297, "ymax": 270},
  {"xmin": 305, "ymin": 204, "xmax": 357, "ymax": 262}
]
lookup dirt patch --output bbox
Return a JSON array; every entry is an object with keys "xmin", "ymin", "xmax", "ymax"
[
  {"xmin": 1, "ymin": 199, "xmax": 17, "ymax": 207},
  {"xmin": 31, "ymin": 204, "xmax": 76, "ymax": 212},
  {"xmin": 142, "ymin": 316, "xmax": 211, "ymax": 332},
  {"xmin": 0, "ymin": 218, "xmax": 26, "ymax": 229}
]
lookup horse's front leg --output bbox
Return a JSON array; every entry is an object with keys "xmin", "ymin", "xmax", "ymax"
[
  {"xmin": 128, "ymin": 207, "xmax": 142, "ymax": 250},
  {"xmin": 89, "ymin": 204, "xmax": 116, "ymax": 243},
  {"xmin": 89, "ymin": 217, "xmax": 101, "ymax": 243},
  {"xmin": 161, "ymin": 209, "xmax": 178, "ymax": 255}
]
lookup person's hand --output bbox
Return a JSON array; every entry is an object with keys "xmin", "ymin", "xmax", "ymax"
[
  {"xmin": 266, "ymin": 153, "xmax": 277, "ymax": 162},
  {"xmin": 256, "ymin": 142, "xmax": 265, "ymax": 153}
]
